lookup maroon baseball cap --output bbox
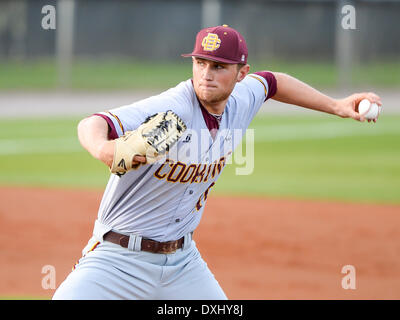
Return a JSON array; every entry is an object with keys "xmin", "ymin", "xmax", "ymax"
[{"xmin": 182, "ymin": 24, "xmax": 248, "ymax": 64}]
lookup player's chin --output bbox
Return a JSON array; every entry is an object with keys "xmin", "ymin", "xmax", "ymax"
[
  {"xmin": 198, "ymin": 91, "xmax": 216, "ymax": 102},
  {"xmin": 199, "ymin": 90, "xmax": 228, "ymax": 104}
]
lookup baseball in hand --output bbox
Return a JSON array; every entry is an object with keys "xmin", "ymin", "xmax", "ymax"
[{"xmin": 358, "ymin": 98, "xmax": 382, "ymax": 120}]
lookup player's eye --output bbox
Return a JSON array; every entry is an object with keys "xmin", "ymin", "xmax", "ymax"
[{"xmin": 215, "ymin": 64, "xmax": 225, "ymax": 70}]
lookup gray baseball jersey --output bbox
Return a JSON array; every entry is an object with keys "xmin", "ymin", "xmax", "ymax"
[
  {"xmin": 53, "ymin": 71, "xmax": 277, "ymax": 300},
  {"xmin": 93, "ymin": 72, "xmax": 275, "ymax": 242}
]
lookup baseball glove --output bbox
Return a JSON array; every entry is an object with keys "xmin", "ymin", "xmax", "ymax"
[{"xmin": 110, "ymin": 110, "xmax": 187, "ymax": 176}]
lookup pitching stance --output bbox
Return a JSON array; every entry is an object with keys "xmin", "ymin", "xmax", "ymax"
[{"xmin": 53, "ymin": 25, "xmax": 382, "ymax": 299}]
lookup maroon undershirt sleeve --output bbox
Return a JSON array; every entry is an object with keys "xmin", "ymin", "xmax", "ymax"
[
  {"xmin": 93, "ymin": 113, "xmax": 119, "ymax": 140},
  {"xmin": 253, "ymin": 71, "xmax": 277, "ymax": 101}
]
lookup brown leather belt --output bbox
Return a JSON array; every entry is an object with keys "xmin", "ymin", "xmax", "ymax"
[{"xmin": 103, "ymin": 231, "xmax": 184, "ymax": 254}]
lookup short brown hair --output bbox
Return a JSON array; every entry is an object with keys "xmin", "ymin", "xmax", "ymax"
[{"xmin": 237, "ymin": 63, "xmax": 245, "ymax": 71}]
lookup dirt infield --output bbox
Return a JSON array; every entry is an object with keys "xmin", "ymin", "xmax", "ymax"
[{"xmin": 1, "ymin": 186, "xmax": 400, "ymax": 299}]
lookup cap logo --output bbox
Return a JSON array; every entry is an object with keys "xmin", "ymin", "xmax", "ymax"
[{"xmin": 201, "ymin": 33, "xmax": 221, "ymax": 52}]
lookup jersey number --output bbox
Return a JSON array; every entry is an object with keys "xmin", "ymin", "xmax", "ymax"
[{"xmin": 195, "ymin": 182, "xmax": 215, "ymax": 211}]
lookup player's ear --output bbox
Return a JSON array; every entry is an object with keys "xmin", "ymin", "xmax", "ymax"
[{"xmin": 236, "ymin": 64, "xmax": 250, "ymax": 82}]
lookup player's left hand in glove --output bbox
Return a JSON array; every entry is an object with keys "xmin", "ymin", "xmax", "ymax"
[{"xmin": 110, "ymin": 110, "xmax": 187, "ymax": 176}]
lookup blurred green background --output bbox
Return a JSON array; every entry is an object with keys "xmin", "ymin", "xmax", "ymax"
[
  {"xmin": 1, "ymin": 114, "xmax": 399, "ymax": 204},
  {"xmin": 0, "ymin": 0, "xmax": 399, "ymax": 203},
  {"xmin": 1, "ymin": 59, "xmax": 400, "ymax": 90}
]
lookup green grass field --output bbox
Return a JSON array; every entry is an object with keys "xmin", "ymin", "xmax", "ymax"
[
  {"xmin": 1, "ymin": 59, "xmax": 400, "ymax": 90},
  {"xmin": 0, "ymin": 114, "xmax": 399, "ymax": 204}
]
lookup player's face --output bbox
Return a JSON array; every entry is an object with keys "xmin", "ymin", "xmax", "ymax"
[{"xmin": 192, "ymin": 57, "xmax": 248, "ymax": 106}]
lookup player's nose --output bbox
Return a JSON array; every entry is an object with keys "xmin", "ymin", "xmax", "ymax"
[{"xmin": 202, "ymin": 64, "xmax": 214, "ymax": 81}]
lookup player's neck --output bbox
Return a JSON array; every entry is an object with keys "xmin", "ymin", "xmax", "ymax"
[{"xmin": 198, "ymin": 98, "xmax": 227, "ymax": 116}]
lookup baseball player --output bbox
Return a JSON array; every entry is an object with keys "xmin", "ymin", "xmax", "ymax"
[{"xmin": 53, "ymin": 25, "xmax": 381, "ymax": 300}]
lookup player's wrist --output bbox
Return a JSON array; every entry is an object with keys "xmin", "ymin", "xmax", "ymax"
[
  {"xmin": 97, "ymin": 140, "xmax": 115, "ymax": 168},
  {"xmin": 331, "ymin": 99, "xmax": 343, "ymax": 117}
]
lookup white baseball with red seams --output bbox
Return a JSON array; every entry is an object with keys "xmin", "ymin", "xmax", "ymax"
[{"xmin": 358, "ymin": 98, "xmax": 382, "ymax": 120}]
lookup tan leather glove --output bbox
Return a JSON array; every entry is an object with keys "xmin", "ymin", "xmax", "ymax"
[{"xmin": 110, "ymin": 110, "xmax": 186, "ymax": 176}]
